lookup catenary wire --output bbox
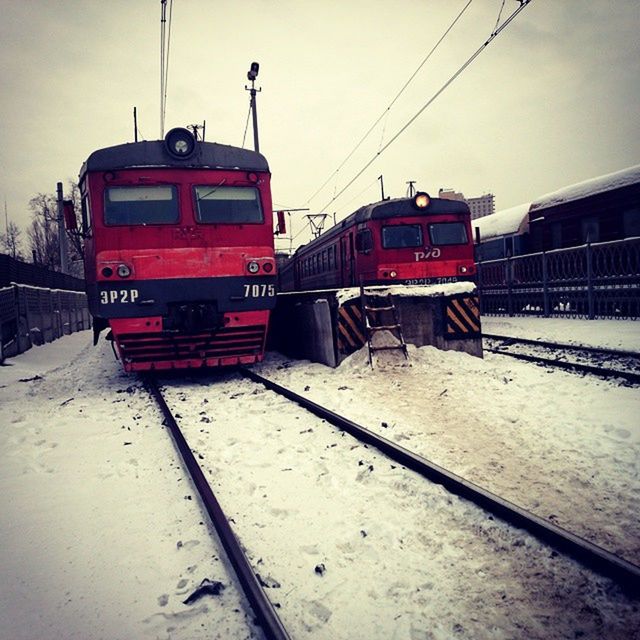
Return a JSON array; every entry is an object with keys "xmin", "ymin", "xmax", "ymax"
[
  {"xmin": 319, "ymin": 0, "xmax": 533, "ymax": 214},
  {"xmin": 304, "ymin": 0, "xmax": 475, "ymax": 207}
]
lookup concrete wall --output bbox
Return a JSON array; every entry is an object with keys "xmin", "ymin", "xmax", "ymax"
[
  {"xmin": 270, "ymin": 288, "xmax": 483, "ymax": 367},
  {"xmin": 0, "ymin": 284, "xmax": 90, "ymax": 362}
]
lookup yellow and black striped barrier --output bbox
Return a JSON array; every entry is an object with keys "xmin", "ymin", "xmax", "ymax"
[
  {"xmin": 336, "ymin": 300, "xmax": 366, "ymax": 354},
  {"xmin": 444, "ymin": 295, "xmax": 481, "ymax": 339}
]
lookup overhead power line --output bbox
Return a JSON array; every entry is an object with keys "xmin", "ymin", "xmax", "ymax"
[
  {"xmin": 319, "ymin": 0, "xmax": 533, "ymax": 214},
  {"xmin": 160, "ymin": 0, "xmax": 174, "ymax": 138},
  {"xmin": 305, "ymin": 0, "xmax": 475, "ymax": 207}
]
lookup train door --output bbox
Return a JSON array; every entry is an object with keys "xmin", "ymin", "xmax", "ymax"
[{"xmin": 340, "ymin": 233, "xmax": 356, "ymax": 286}]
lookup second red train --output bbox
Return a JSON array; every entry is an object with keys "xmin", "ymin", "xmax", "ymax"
[{"xmin": 279, "ymin": 192, "xmax": 476, "ymax": 291}]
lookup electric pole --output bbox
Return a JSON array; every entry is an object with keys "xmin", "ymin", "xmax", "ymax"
[{"xmin": 56, "ymin": 182, "xmax": 69, "ymax": 274}]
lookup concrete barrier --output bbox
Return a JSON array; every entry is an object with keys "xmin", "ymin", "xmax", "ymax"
[
  {"xmin": 0, "ymin": 283, "xmax": 90, "ymax": 361},
  {"xmin": 269, "ymin": 282, "xmax": 482, "ymax": 367}
]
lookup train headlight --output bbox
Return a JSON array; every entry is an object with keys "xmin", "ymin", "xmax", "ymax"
[
  {"xmin": 263, "ymin": 262, "xmax": 273, "ymax": 273},
  {"xmin": 101, "ymin": 267, "xmax": 113, "ymax": 278},
  {"xmin": 247, "ymin": 261, "xmax": 260, "ymax": 274},
  {"xmin": 164, "ymin": 127, "xmax": 196, "ymax": 159},
  {"xmin": 117, "ymin": 264, "xmax": 131, "ymax": 278},
  {"xmin": 459, "ymin": 265, "xmax": 468, "ymax": 274},
  {"xmin": 412, "ymin": 192, "xmax": 431, "ymax": 210},
  {"xmin": 390, "ymin": 270, "xmax": 397, "ymax": 278}
]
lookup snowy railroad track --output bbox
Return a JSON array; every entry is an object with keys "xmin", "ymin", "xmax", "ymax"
[
  {"xmin": 483, "ymin": 333, "xmax": 640, "ymax": 384},
  {"xmin": 146, "ymin": 376, "xmax": 291, "ymax": 640},
  {"xmin": 242, "ymin": 369, "xmax": 640, "ymax": 596},
  {"xmin": 146, "ymin": 369, "xmax": 639, "ymax": 639}
]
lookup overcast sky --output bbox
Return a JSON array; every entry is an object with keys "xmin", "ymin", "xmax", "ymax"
[{"xmin": 1, "ymin": 0, "xmax": 639, "ymax": 250}]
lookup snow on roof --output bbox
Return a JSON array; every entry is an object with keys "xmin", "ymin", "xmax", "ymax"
[
  {"xmin": 474, "ymin": 164, "xmax": 640, "ymax": 242},
  {"xmin": 530, "ymin": 164, "xmax": 640, "ymax": 212},
  {"xmin": 473, "ymin": 202, "xmax": 531, "ymax": 241}
]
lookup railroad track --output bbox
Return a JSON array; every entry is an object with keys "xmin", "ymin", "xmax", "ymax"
[
  {"xmin": 146, "ymin": 377, "xmax": 291, "ymax": 640},
  {"xmin": 145, "ymin": 371, "xmax": 640, "ymax": 637},
  {"xmin": 483, "ymin": 333, "xmax": 640, "ymax": 384}
]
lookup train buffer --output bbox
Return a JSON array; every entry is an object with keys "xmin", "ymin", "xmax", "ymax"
[{"xmin": 359, "ymin": 287, "xmax": 409, "ymax": 367}]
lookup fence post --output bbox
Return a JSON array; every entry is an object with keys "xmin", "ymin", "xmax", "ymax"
[
  {"xmin": 542, "ymin": 251, "xmax": 550, "ymax": 317},
  {"xmin": 586, "ymin": 241, "xmax": 594, "ymax": 319},
  {"xmin": 476, "ymin": 259, "xmax": 483, "ymax": 315},
  {"xmin": 506, "ymin": 255, "xmax": 513, "ymax": 317}
]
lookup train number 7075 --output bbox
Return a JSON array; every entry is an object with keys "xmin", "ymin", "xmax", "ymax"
[{"xmin": 243, "ymin": 284, "xmax": 276, "ymax": 298}]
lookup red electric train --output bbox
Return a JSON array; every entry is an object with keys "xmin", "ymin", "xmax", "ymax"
[
  {"xmin": 279, "ymin": 192, "xmax": 476, "ymax": 291},
  {"xmin": 66, "ymin": 127, "xmax": 276, "ymax": 371}
]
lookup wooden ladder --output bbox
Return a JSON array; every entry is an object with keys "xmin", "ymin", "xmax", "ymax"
[{"xmin": 359, "ymin": 286, "xmax": 409, "ymax": 367}]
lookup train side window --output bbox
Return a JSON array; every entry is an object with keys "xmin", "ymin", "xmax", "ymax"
[
  {"xmin": 105, "ymin": 186, "xmax": 179, "ymax": 225},
  {"xmin": 81, "ymin": 195, "xmax": 92, "ymax": 236},
  {"xmin": 194, "ymin": 186, "xmax": 263, "ymax": 224},
  {"xmin": 504, "ymin": 236, "xmax": 514, "ymax": 257},
  {"xmin": 581, "ymin": 216, "xmax": 600, "ymax": 243},
  {"xmin": 381, "ymin": 224, "xmax": 422, "ymax": 249},
  {"xmin": 355, "ymin": 229, "xmax": 373, "ymax": 253},
  {"xmin": 550, "ymin": 222, "xmax": 562, "ymax": 249},
  {"xmin": 623, "ymin": 208, "xmax": 640, "ymax": 237}
]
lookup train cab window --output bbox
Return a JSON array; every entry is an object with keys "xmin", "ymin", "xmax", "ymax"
[
  {"xmin": 355, "ymin": 229, "xmax": 373, "ymax": 253},
  {"xmin": 194, "ymin": 186, "xmax": 263, "ymax": 224},
  {"xmin": 104, "ymin": 186, "xmax": 179, "ymax": 225},
  {"xmin": 381, "ymin": 224, "xmax": 422, "ymax": 249},
  {"xmin": 428, "ymin": 222, "xmax": 468, "ymax": 246}
]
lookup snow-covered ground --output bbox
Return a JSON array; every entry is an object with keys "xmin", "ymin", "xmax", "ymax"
[{"xmin": 0, "ymin": 316, "xmax": 638, "ymax": 639}]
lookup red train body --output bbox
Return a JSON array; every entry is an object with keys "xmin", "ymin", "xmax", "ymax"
[
  {"xmin": 279, "ymin": 193, "xmax": 476, "ymax": 291},
  {"xmin": 75, "ymin": 128, "xmax": 276, "ymax": 372}
]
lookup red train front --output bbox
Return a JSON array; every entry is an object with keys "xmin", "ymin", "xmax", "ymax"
[
  {"xmin": 74, "ymin": 128, "xmax": 276, "ymax": 371},
  {"xmin": 280, "ymin": 193, "xmax": 476, "ymax": 290}
]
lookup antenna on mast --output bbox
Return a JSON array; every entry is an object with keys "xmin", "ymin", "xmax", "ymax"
[
  {"xmin": 244, "ymin": 62, "xmax": 262, "ymax": 152},
  {"xmin": 159, "ymin": 0, "xmax": 174, "ymax": 137}
]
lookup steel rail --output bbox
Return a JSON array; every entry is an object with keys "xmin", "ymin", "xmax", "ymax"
[
  {"xmin": 145, "ymin": 377, "xmax": 291, "ymax": 640},
  {"xmin": 483, "ymin": 333, "xmax": 640, "ymax": 359},
  {"xmin": 483, "ymin": 347, "xmax": 640, "ymax": 384},
  {"xmin": 241, "ymin": 368, "xmax": 640, "ymax": 596}
]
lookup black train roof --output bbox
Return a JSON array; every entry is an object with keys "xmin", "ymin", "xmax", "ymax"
[
  {"xmin": 80, "ymin": 140, "xmax": 269, "ymax": 178},
  {"xmin": 351, "ymin": 196, "xmax": 469, "ymax": 223},
  {"xmin": 293, "ymin": 196, "xmax": 470, "ymax": 256}
]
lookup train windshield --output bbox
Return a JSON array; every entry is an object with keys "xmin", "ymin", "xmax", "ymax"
[
  {"xmin": 194, "ymin": 186, "xmax": 263, "ymax": 224},
  {"xmin": 381, "ymin": 224, "xmax": 423, "ymax": 249},
  {"xmin": 104, "ymin": 186, "xmax": 179, "ymax": 225},
  {"xmin": 428, "ymin": 222, "xmax": 468, "ymax": 246}
]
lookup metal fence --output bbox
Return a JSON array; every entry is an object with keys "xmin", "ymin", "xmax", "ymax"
[
  {"xmin": 476, "ymin": 237, "xmax": 640, "ymax": 320},
  {"xmin": 0, "ymin": 253, "xmax": 85, "ymax": 291},
  {"xmin": 0, "ymin": 284, "xmax": 91, "ymax": 362}
]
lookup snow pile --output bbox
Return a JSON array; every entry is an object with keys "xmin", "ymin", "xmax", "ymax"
[{"xmin": 335, "ymin": 281, "xmax": 476, "ymax": 305}]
